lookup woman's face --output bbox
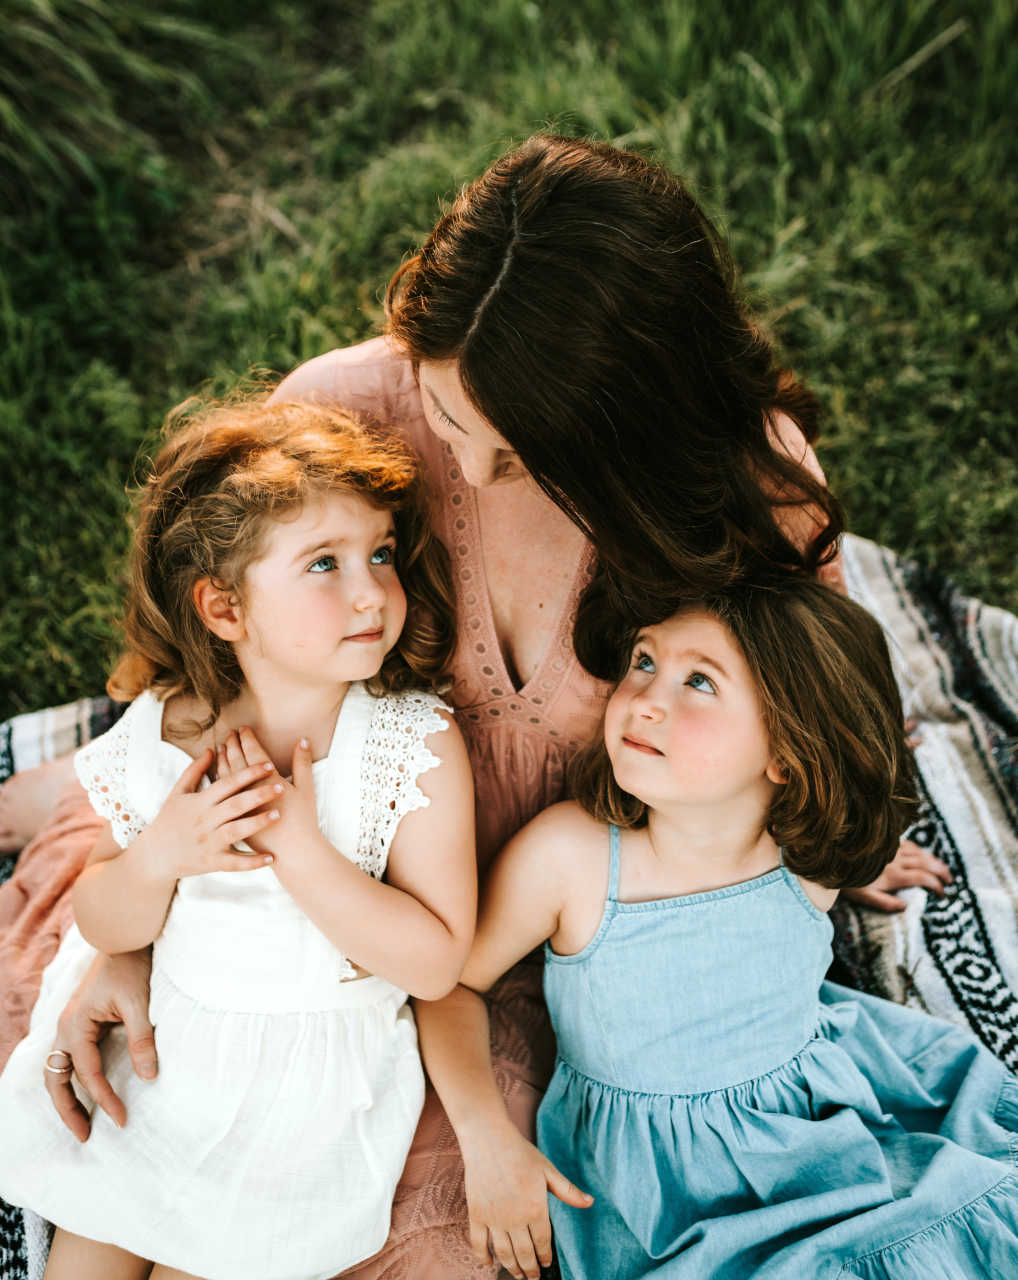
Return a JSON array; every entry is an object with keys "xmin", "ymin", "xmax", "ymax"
[{"xmin": 418, "ymin": 360, "xmax": 527, "ymax": 487}]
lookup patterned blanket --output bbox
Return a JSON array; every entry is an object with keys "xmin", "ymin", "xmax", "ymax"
[{"xmin": 0, "ymin": 532, "xmax": 1016, "ymax": 1279}]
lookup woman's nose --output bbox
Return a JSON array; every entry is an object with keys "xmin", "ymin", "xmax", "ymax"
[
  {"xmin": 458, "ymin": 442, "xmax": 517, "ymax": 486},
  {"xmin": 457, "ymin": 445, "xmax": 502, "ymax": 488}
]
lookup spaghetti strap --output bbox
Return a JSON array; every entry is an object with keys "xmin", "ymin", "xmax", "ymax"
[{"xmin": 607, "ymin": 823, "xmax": 621, "ymax": 903}]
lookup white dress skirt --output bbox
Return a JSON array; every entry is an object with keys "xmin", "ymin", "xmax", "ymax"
[{"xmin": 0, "ymin": 682, "xmax": 450, "ymax": 1280}]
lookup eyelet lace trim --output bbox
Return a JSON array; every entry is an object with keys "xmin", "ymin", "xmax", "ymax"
[
  {"xmin": 356, "ymin": 690, "xmax": 450, "ymax": 880},
  {"xmin": 73, "ymin": 698, "xmax": 148, "ymax": 848}
]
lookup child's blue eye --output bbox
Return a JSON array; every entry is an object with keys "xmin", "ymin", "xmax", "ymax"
[
  {"xmin": 632, "ymin": 650, "xmax": 655, "ymax": 673},
  {"xmin": 370, "ymin": 545, "xmax": 396, "ymax": 566},
  {"xmin": 308, "ymin": 555, "xmax": 336, "ymax": 574},
  {"xmin": 687, "ymin": 671, "xmax": 716, "ymax": 694}
]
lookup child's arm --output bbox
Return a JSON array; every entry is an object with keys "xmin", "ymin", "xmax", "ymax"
[
  {"xmin": 415, "ymin": 804, "xmax": 598, "ymax": 1279},
  {"xmin": 222, "ymin": 719, "xmax": 477, "ymax": 1000},
  {"xmin": 72, "ymin": 751, "xmax": 282, "ymax": 953}
]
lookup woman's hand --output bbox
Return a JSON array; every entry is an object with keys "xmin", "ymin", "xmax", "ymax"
[
  {"xmin": 843, "ymin": 839, "xmax": 953, "ymax": 912},
  {"xmin": 141, "ymin": 748, "xmax": 281, "ymax": 879},
  {"xmin": 217, "ymin": 728, "xmax": 321, "ymax": 860},
  {"xmin": 44, "ymin": 948, "xmax": 155, "ymax": 1142},
  {"xmin": 461, "ymin": 1122, "xmax": 592, "ymax": 1280}
]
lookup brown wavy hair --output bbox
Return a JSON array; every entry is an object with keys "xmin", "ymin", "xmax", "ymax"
[
  {"xmin": 108, "ymin": 396, "xmax": 455, "ymax": 725},
  {"xmin": 386, "ymin": 133, "xmax": 843, "ymax": 626},
  {"xmin": 570, "ymin": 578, "xmax": 918, "ymax": 888}
]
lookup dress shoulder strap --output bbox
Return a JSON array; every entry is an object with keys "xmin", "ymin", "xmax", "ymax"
[
  {"xmin": 607, "ymin": 823, "xmax": 622, "ymax": 903},
  {"xmin": 73, "ymin": 692, "xmax": 156, "ymax": 848},
  {"xmin": 355, "ymin": 689, "xmax": 451, "ymax": 880}
]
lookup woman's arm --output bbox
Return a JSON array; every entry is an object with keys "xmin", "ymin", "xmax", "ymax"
[
  {"xmin": 222, "ymin": 719, "xmax": 477, "ymax": 1000},
  {"xmin": 72, "ymin": 752, "xmax": 281, "ymax": 953}
]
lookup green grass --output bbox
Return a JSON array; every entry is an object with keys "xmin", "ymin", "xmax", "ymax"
[{"xmin": 1, "ymin": 0, "xmax": 1015, "ymax": 717}]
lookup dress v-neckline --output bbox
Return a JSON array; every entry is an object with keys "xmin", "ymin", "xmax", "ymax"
[{"xmin": 445, "ymin": 443, "xmax": 595, "ymax": 699}]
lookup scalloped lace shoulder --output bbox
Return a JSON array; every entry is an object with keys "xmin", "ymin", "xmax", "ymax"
[
  {"xmin": 356, "ymin": 689, "xmax": 451, "ymax": 879},
  {"xmin": 73, "ymin": 696, "xmax": 152, "ymax": 848}
]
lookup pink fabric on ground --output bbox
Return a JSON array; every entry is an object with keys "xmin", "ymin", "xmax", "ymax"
[{"xmin": 0, "ymin": 781, "xmax": 101, "ymax": 1070}]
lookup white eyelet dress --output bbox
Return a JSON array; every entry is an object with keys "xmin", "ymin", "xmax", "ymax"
[{"xmin": 0, "ymin": 681, "xmax": 449, "ymax": 1280}]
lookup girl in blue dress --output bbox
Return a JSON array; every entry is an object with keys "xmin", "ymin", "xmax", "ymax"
[{"xmin": 416, "ymin": 577, "xmax": 1018, "ymax": 1279}]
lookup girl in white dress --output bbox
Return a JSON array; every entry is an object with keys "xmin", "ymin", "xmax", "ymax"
[{"xmin": 0, "ymin": 396, "xmax": 477, "ymax": 1280}]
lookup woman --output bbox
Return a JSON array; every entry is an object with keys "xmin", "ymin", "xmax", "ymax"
[{"xmin": 0, "ymin": 134, "xmax": 947, "ymax": 1279}]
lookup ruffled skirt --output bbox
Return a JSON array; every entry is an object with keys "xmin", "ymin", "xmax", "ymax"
[
  {"xmin": 0, "ymin": 926, "xmax": 425, "ymax": 1280},
  {"xmin": 539, "ymin": 982, "xmax": 1018, "ymax": 1279}
]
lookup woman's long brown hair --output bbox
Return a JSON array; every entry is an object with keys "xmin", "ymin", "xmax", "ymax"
[{"xmin": 387, "ymin": 133, "xmax": 844, "ymax": 641}]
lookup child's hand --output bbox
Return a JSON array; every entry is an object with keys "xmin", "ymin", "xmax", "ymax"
[
  {"xmin": 217, "ymin": 727, "xmax": 321, "ymax": 860},
  {"xmin": 461, "ymin": 1122, "xmax": 592, "ymax": 1280},
  {"xmin": 143, "ymin": 749, "xmax": 280, "ymax": 880}
]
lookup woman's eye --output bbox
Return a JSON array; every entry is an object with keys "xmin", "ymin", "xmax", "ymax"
[
  {"xmin": 308, "ymin": 555, "xmax": 336, "ymax": 574},
  {"xmin": 687, "ymin": 671, "xmax": 716, "ymax": 694},
  {"xmin": 370, "ymin": 545, "xmax": 395, "ymax": 566}
]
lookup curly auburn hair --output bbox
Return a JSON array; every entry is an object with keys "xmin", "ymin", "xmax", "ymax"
[
  {"xmin": 108, "ymin": 396, "xmax": 455, "ymax": 725},
  {"xmin": 569, "ymin": 578, "xmax": 918, "ymax": 889},
  {"xmin": 386, "ymin": 133, "xmax": 843, "ymax": 622}
]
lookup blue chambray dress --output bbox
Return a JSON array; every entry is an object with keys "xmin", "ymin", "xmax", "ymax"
[{"xmin": 538, "ymin": 825, "xmax": 1018, "ymax": 1278}]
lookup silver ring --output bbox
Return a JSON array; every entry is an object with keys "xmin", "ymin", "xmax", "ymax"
[{"xmin": 44, "ymin": 1049, "xmax": 73, "ymax": 1075}]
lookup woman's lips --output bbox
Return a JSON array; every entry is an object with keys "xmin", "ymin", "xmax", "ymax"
[{"xmin": 621, "ymin": 735, "xmax": 664, "ymax": 756}]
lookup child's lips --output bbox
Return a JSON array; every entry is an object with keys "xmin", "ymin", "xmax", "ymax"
[
  {"xmin": 622, "ymin": 735, "xmax": 664, "ymax": 756},
  {"xmin": 345, "ymin": 627, "xmax": 384, "ymax": 642}
]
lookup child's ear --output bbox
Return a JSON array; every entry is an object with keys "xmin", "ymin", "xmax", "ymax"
[
  {"xmin": 766, "ymin": 757, "xmax": 789, "ymax": 785},
  {"xmin": 193, "ymin": 577, "xmax": 245, "ymax": 642}
]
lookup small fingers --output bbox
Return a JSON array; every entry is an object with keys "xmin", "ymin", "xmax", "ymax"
[
  {"xmin": 214, "ymin": 782, "xmax": 283, "ymax": 825},
  {"xmin": 529, "ymin": 1221, "xmax": 555, "ymax": 1271},
  {"xmin": 169, "ymin": 748, "xmax": 214, "ymax": 796},
  {"xmin": 468, "ymin": 1222, "xmax": 492, "ymax": 1266},
  {"xmin": 224, "ymin": 730, "xmax": 249, "ymax": 775},
  {"xmin": 212, "ymin": 844, "xmax": 276, "ymax": 872},
  {"xmin": 490, "ymin": 1231, "xmax": 525, "ymax": 1280},
  {"xmin": 237, "ymin": 726, "xmax": 273, "ymax": 767},
  {"xmin": 206, "ymin": 760, "xmax": 275, "ymax": 805},
  {"xmin": 507, "ymin": 1227, "xmax": 542, "ymax": 1280}
]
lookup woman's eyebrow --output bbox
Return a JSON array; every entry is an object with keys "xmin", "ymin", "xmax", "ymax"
[{"xmin": 422, "ymin": 382, "xmax": 467, "ymax": 433}]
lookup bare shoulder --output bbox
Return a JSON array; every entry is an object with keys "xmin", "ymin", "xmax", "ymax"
[
  {"xmin": 797, "ymin": 876, "xmax": 839, "ymax": 913},
  {"xmin": 514, "ymin": 799, "xmax": 604, "ymax": 851},
  {"xmin": 503, "ymin": 801, "xmax": 607, "ymax": 890}
]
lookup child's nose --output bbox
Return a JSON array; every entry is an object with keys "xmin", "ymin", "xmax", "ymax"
[
  {"xmin": 631, "ymin": 681, "xmax": 665, "ymax": 720},
  {"xmin": 353, "ymin": 569, "xmax": 387, "ymax": 611}
]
